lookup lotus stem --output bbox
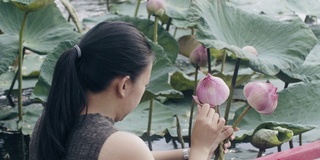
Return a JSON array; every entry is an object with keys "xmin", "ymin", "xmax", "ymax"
[
  {"xmin": 60, "ymin": 0, "xmax": 82, "ymax": 33},
  {"xmin": 153, "ymin": 16, "xmax": 159, "ymax": 43},
  {"xmin": 217, "ymin": 104, "xmax": 250, "ymax": 160},
  {"xmin": 232, "ymin": 105, "xmax": 251, "ymax": 130},
  {"xmin": 188, "ymin": 66, "xmax": 199, "ymax": 147},
  {"xmin": 174, "ymin": 115, "xmax": 185, "ymax": 148},
  {"xmin": 18, "ymin": 12, "xmax": 29, "ymax": 123},
  {"xmin": 7, "ymin": 48, "xmax": 26, "ymax": 107},
  {"xmin": 191, "ymin": 27, "xmax": 195, "ymax": 35},
  {"xmin": 257, "ymin": 149, "xmax": 264, "ymax": 158},
  {"xmin": 18, "ymin": 11, "xmax": 29, "ymax": 160},
  {"xmin": 224, "ymin": 58, "xmax": 241, "ymax": 124},
  {"xmin": 165, "ymin": 18, "xmax": 172, "ymax": 31},
  {"xmin": 299, "ymin": 134, "xmax": 302, "ymax": 146},
  {"xmin": 215, "ymin": 105, "xmax": 220, "ymax": 114},
  {"xmin": 221, "ymin": 49, "xmax": 227, "ymax": 73},
  {"xmin": 214, "ymin": 142, "xmax": 225, "ymax": 160},
  {"xmin": 173, "ymin": 27, "xmax": 178, "ymax": 37},
  {"xmin": 147, "ymin": 99, "xmax": 154, "ymax": 150},
  {"xmin": 277, "ymin": 145, "xmax": 282, "ymax": 152},
  {"xmin": 134, "ymin": 0, "xmax": 142, "ymax": 17},
  {"xmin": 215, "ymin": 58, "xmax": 241, "ymax": 160},
  {"xmin": 106, "ymin": 0, "xmax": 110, "ymax": 11},
  {"xmin": 147, "ymin": 15, "xmax": 158, "ymax": 151},
  {"xmin": 7, "ymin": 68, "xmax": 19, "ymax": 107},
  {"xmin": 284, "ymin": 82, "xmax": 289, "ymax": 88},
  {"xmin": 283, "ymin": 83, "xmax": 295, "ymax": 149},
  {"xmin": 214, "ymin": 105, "xmax": 224, "ymax": 160},
  {"xmin": 207, "ymin": 48, "xmax": 211, "ymax": 74},
  {"xmin": 289, "ymin": 140, "xmax": 293, "ymax": 149}
]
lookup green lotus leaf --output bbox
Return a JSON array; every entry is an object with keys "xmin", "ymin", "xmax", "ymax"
[
  {"xmin": 107, "ymin": 16, "xmax": 179, "ymax": 64},
  {"xmin": 277, "ymin": 64, "xmax": 320, "ymax": 83},
  {"xmin": 20, "ymin": 103, "xmax": 43, "ymax": 134},
  {"xmin": 171, "ymin": 19, "xmax": 196, "ymax": 28},
  {"xmin": 0, "ymin": 106, "xmax": 18, "ymax": 120},
  {"xmin": 0, "ymin": 70, "xmax": 39, "ymax": 90},
  {"xmin": 32, "ymin": 40, "xmax": 78, "ymax": 102},
  {"xmin": 82, "ymin": 13, "xmax": 120, "ymax": 29},
  {"xmin": 275, "ymin": 25, "xmax": 320, "ymax": 83},
  {"xmin": 115, "ymin": 100, "xmax": 173, "ymax": 137},
  {"xmin": 188, "ymin": 0, "xmax": 317, "ymax": 76},
  {"xmin": 228, "ymin": 0, "xmax": 320, "ymax": 18},
  {"xmin": 231, "ymin": 81, "xmax": 320, "ymax": 142},
  {"xmin": 170, "ymin": 71, "xmax": 197, "ymax": 92},
  {"xmin": 165, "ymin": 0, "xmax": 195, "ymax": 28},
  {"xmin": 141, "ymin": 42, "xmax": 183, "ymax": 101},
  {"xmin": 166, "ymin": 0, "xmax": 190, "ymax": 19},
  {"xmin": 0, "ymin": 104, "xmax": 43, "ymax": 135},
  {"xmin": 22, "ymin": 53, "xmax": 45, "ymax": 77},
  {"xmin": 11, "ymin": 0, "xmax": 54, "ymax": 12},
  {"xmin": 303, "ymin": 25, "xmax": 320, "ymax": 66},
  {"xmin": 235, "ymin": 122, "xmax": 314, "ymax": 143},
  {"xmin": 0, "ymin": 34, "xmax": 19, "ymax": 75},
  {"xmin": 109, "ymin": 0, "xmax": 148, "ymax": 19},
  {"xmin": 0, "ymin": 1, "xmax": 80, "ymax": 75},
  {"xmin": 251, "ymin": 127, "xmax": 293, "ymax": 149}
]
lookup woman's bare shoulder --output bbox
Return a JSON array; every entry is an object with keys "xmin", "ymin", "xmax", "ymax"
[{"xmin": 98, "ymin": 131, "xmax": 154, "ymax": 160}]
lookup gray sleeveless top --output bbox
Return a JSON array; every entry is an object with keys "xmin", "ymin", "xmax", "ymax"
[{"xmin": 29, "ymin": 113, "xmax": 118, "ymax": 160}]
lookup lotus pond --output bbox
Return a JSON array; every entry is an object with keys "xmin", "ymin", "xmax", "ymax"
[{"xmin": 1, "ymin": 0, "xmax": 320, "ymax": 160}]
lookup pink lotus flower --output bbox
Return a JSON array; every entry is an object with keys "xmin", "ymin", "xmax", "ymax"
[
  {"xmin": 146, "ymin": 0, "xmax": 167, "ymax": 17},
  {"xmin": 243, "ymin": 82, "xmax": 278, "ymax": 114},
  {"xmin": 193, "ymin": 74, "xmax": 230, "ymax": 107},
  {"xmin": 189, "ymin": 45, "xmax": 208, "ymax": 67},
  {"xmin": 242, "ymin": 46, "xmax": 258, "ymax": 55}
]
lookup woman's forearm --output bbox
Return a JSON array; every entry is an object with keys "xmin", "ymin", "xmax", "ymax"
[
  {"xmin": 152, "ymin": 148, "xmax": 211, "ymax": 160},
  {"xmin": 189, "ymin": 147, "xmax": 210, "ymax": 160},
  {"xmin": 152, "ymin": 149, "xmax": 186, "ymax": 160}
]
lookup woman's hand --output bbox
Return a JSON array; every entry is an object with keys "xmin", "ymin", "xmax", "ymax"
[
  {"xmin": 189, "ymin": 104, "xmax": 234, "ymax": 160},
  {"xmin": 206, "ymin": 126, "xmax": 239, "ymax": 159},
  {"xmin": 221, "ymin": 126, "xmax": 239, "ymax": 153}
]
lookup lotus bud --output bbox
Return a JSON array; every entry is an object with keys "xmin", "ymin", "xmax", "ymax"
[
  {"xmin": 193, "ymin": 74, "xmax": 230, "ymax": 107},
  {"xmin": 242, "ymin": 45, "xmax": 258, "ymax": 55},
  {"xmin": 146, "ymin": 0, "xmax": 167, "ymax": 17},
  {"xmin": 243, "ymin": 82, "xmax": 278, "ymax": 114},
  {"xmin": 251, "ymin": 127, "xmax": 293, "ymax": 149},
  {"xmin": 13, "ymin": 0, "xmax": 54, "ymax": 12},
  {"xmin": 189, "ymin": 45, "xmax": 208, "ymax": 67}
]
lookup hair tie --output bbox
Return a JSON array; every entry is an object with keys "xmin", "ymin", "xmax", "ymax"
[{"xmin": 74, "ymin": 45, "xmax": 81, "ymax": 58}]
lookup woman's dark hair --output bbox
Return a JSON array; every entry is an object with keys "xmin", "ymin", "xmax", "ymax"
[{"xmin": 37, "ymin": 21, "xmax": 153, "ymax": 160}]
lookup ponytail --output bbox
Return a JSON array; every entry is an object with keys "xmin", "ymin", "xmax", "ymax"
[{"xmin": 38, "ymin": 47, "xmax": 86, "ymax": 160}]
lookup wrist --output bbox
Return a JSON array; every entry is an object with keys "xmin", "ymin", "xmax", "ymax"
[
  {"xmin": 189, "ymin": 147, "xmax": 211, "ymax": 160},
  {"xmin": 182, "ymin": 148, "xmax": 189, "ymax": 160}
]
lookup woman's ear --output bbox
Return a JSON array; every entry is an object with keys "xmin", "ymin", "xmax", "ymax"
[{"xmin": 117, "ymin": 76, "xmax": 131, "ymax": 98}]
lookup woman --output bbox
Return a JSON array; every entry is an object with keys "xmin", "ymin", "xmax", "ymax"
[{"xmin": 29, "ymin": 21, "xmax": 235, "ymax": 160}]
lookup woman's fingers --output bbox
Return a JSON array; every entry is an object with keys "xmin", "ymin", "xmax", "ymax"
[
  {"xmin": 193, "ymin": 103, "xmax": 239, "ymax": 156},
  {"xmin": 207, "ymin": 106, "xmax": 215, "ymax": 117},
  {"xmin": 224, "ymin": 140, "xmax": 231, "ymax": 149},
  {"xmin": 223, "ymin": 126, "xmax": 239, "ymax": 140},
  {"xmin": 197, "ymin": 104, "xmax": 210, "ymax": 118},
  {"xmin": 218, "ymin": 127, "xmax": 234, "ymax": 142}
]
